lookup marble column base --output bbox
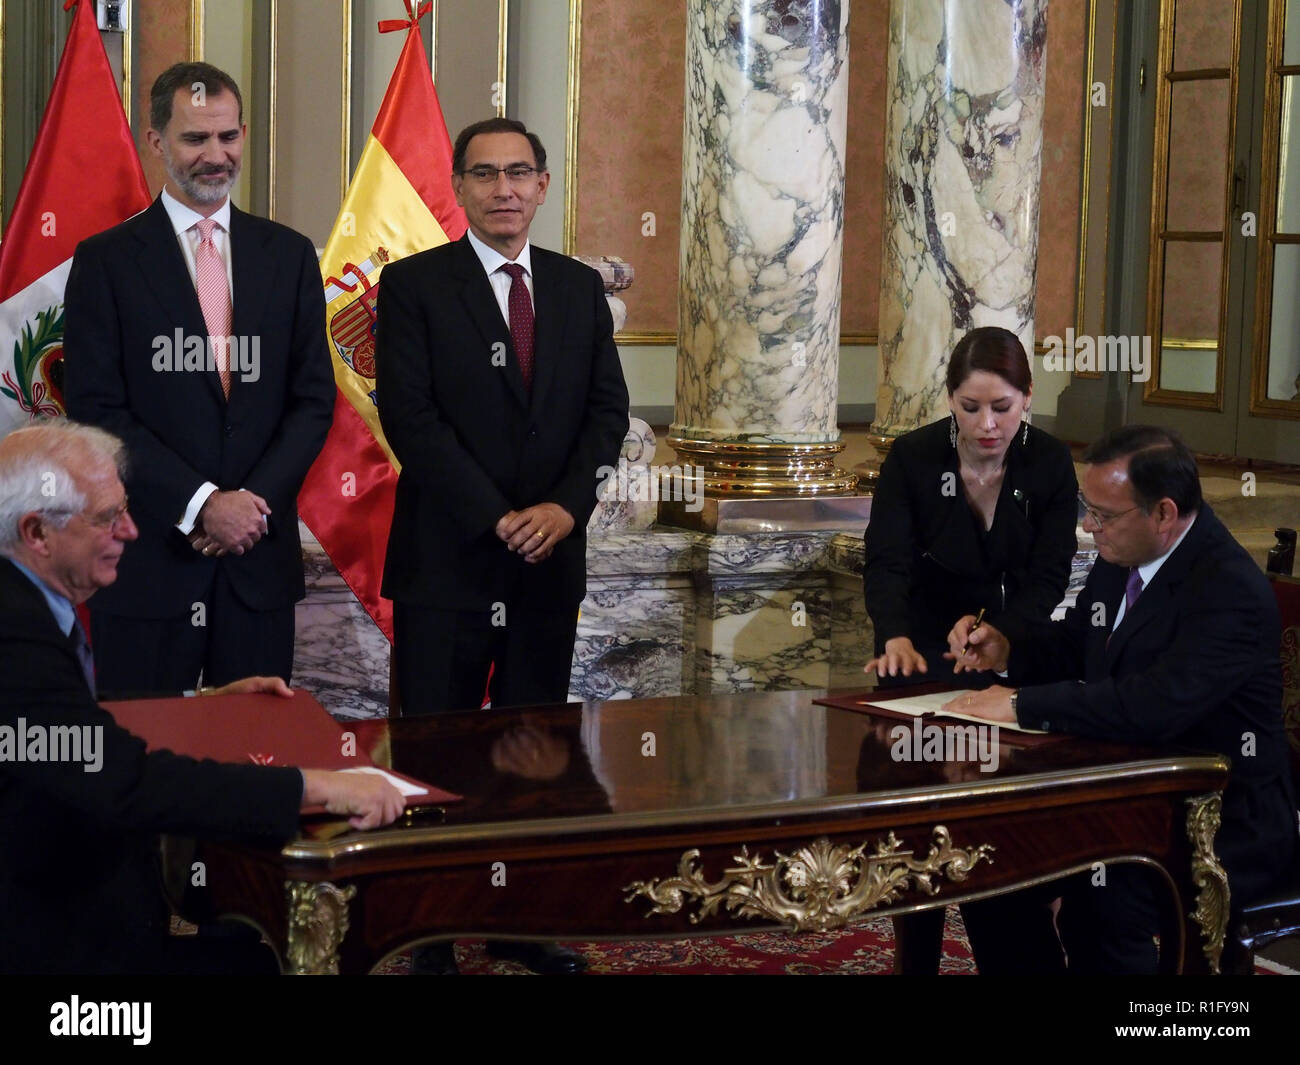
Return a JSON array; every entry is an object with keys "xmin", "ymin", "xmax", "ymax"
[
  {"xmin": 293, "ymin": 521, "xmax": 1097, "ymax": 718},
  {"xmin": 659, "ymin": 494, "xmax": 873, "ymax": 534}
]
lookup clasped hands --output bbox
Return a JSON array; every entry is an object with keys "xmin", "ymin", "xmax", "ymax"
[
  {"xmin": 188, "ymin": 490, "xmax": 271, "ymax": 558},
  {"xmin": 495, "ymin": 503, "xmax": 574, "ymax": 563},
  {"xmin": 862, "ymin": 614, "xmax": 1017, "ymax": 722}
]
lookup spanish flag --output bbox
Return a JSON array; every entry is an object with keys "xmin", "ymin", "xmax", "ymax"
[{"xmin": 298, "ymin": 0, "xmax": 466, "ymax": 639}]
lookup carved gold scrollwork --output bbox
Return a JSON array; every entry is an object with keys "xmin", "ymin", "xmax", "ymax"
[
  {"xmin": 623, "ymin": 828, "xmax": 994, "ymax": 933},
  {"xmin": 1186, "ymin": 793, "xmax": 1229, "ymax": 975},
  {"xmin": 286, "ymin": 880, "xmax": 356, "ymax": 975}
]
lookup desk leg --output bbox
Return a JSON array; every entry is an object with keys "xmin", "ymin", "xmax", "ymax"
[
  {"xmin": 286, "ymin": 881, "xmax": 355, "ymax": 975},
  {"xmin": 1186, "ymin": 793, "xmax": 1229, "ymax": 975}
]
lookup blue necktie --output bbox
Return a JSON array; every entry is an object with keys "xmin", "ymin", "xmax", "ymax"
[
  {"xmin": 71, "ymin": 617, "xmax": 96, "ymax": 697},
  {"xmin": 1125, "ymin": 568, "xmax": 1144, "ymax": 613}
]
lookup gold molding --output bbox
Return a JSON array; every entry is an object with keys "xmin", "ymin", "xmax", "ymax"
[
  {"xmin": 1076, "ymin": 0, "xmax": 1099, "ymax": 336},
  {"xmin": 563, "ymin": 0, "xmax": 582, "ymax": 255},
  {"xmin": 612, "ymin": 332, "xmax": 881, "ymax": 348},
  {"xmin": 286, "ymin": 880, "xmax": 355, "ymax": 975},
  {"xmin": 1142, "ymin": 0, "xmax": 1239, "ymax": 412},
  {"xmin": 122, "ymin": 3, "xmax": 132, "ymax": 130},
  {"xmin": 1186, "ymin": 793, "xmax": 1229, "ymax": 975},
  {"xmin": 341, "ymin": 0, "xmax": 352, "ymax": 202},
  {"xmin": 1161, "ymin": 336, "xmax": 1218, "ymax": 349},
  {"xmin": 1248, "ymin": 0, "xmax": 1300, "ymax": 420},
  {"xmin": 267, "ymin": 0, "xmax": 278, "ymax": 221},
  {"xmin": 667, "ymin": 436, "xmax": 858, "ymax": 496},
  {"xmin": 615, "ymin": 331, "xmax": 675, "ymax": 346},
  {"xmin": 280, "ymin": 755, "xmax": 1229, "ymax": 860},
  {"xmin": 497, "ymin": 0, "xmax": 509, "ymax": 117},
  {"xmin": 190, "ymin": 0, "xmax": 204, "ymax": 60},
  {"xmin": 624, "ymin": 829, "xmax": 994, "ymax": 932}
]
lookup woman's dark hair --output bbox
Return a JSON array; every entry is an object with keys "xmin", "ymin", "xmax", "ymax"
[{"xmin": 945, "ymin": 326, "xmax": 1032, "ymax": 396}]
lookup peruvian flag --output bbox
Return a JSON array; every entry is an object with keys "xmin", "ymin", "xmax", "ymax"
[
  {"xmin": 0, "ymin": 0, "xmax": 150, "ymax": 433},
  {"xmin": 297, "ymin": 0, "xmax": 467, "ymax": 640}
]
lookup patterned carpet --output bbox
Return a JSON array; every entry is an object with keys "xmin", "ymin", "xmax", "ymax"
[{"xmin": 375, "ymin": 908, "xmax": 977, "ymax": 974}]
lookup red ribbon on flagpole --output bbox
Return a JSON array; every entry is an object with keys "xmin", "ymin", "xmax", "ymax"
[{"xmin": 378, "ymin": 0, "xmax": 432, "ymax": 33}]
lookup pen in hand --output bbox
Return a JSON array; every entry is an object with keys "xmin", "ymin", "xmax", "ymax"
[{"xmin": 961, "ymin": 608, "xmax": 986, "ymax": 657}]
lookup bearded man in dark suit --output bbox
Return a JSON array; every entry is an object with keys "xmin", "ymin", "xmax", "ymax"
[{"xmin": 63, "ymin": 62, "xmax": 334, "ymax": 691}]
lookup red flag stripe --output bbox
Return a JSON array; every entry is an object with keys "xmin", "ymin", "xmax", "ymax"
[
  {"xmin": 370, "ymin": 24, "xmax": 467, "ymax": 242},
  {"xmin": 298, "ymin": 392, "xmax": 396, "ymax": 640},
  {"xmin": 0, "ymin": 0, "xmax": 149, "ymax": 300}
]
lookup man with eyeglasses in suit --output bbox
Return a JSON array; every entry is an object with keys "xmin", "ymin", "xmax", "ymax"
[
  {"xmin": 375, "ymin": 117, "xmax": 628, "ymax": 975},
  {"xmin": 945, "ymin": 424, "xmax": 1297, "ymax": 974}
]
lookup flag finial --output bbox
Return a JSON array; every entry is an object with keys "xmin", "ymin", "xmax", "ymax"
[{"xmin": 378, "ymin": 0, "xmax": 431, "ymax": 33}]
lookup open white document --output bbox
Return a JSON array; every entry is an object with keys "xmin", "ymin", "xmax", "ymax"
[{"xmin": 867, "ymin": 690, "xmax": 1048, "ymax": 735}]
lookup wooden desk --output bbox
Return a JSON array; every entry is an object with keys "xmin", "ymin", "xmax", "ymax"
[{"xmin": 191, "ymin": 689, "xmax": 1231, "ymax": 974}]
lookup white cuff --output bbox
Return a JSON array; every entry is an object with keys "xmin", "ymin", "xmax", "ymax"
[{"xmin": 177, "ymin": 482, "xmax": 219, "ymax": 535}]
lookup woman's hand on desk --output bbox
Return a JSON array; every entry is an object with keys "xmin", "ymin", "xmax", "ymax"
[
  {"xmin": 945, "ymin": 615, "xmax": 1010, "ymax": 673},
  {"xmin": 301, "ymin": 769, "xmax": 406, "ymax": 829},
  {"xmin": 864, "ymin": 637, "xmax": 928, "ymax": 678}
]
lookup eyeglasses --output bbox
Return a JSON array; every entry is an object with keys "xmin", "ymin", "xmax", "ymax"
[
  {"xmin": 77, "ymin": 497, "xmax": 131, "ymax": 530},
  {"xmin": 1077, "ymin": 491, "xmax": 1141, "ymax": 528},
  {"xmin": 458, "ymin": 164, "xmax": 541, "ymax": 185}
]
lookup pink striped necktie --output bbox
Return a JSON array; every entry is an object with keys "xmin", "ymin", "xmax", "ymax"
[{"xmin": 194, "ymin": 218, "xmax": 232, "ymax": 398}]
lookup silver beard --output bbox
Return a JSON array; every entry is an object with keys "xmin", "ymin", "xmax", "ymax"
[{"xmin": 161, "ymin": 143, "xmax": 238, "ymax": 205}]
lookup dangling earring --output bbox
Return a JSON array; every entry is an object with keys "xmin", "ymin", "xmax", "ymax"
[
  {"xmin": 1021, "ymin": 410, "xmax": 1031, "ymax": 446},
  {"xmin": 949, "ymin": 414, "xmax": 957, "ymax": 448}
]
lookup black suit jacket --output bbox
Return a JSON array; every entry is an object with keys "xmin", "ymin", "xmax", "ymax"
[
  {"xmin": 1013, "ymin": 504, "xmax": 1299, "ymax": 905},
  {"xmin": 0, "ymin": 559, "xmax": 303, "ymax": 973},
  {"xmin": 375, "ymin": 236, "xmax": 629, "ymax": 610},
  {"xmin": 864, "ymin": 418, "xmax": 1079, "ymax": 658},
  {"xmin": 62, "ymin": 197, "xmax": 334, "ymax": 616}
]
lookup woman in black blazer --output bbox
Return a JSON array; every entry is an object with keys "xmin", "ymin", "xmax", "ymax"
[{"xmin": 864, "ymin": 327, "xmax": 1078, "ymax": 685}]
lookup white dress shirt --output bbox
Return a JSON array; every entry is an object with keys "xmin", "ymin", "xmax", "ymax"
[
  {"xmin": 1112, "ymin": 514, "xmax": 1197, "ymax": 630},
  {"xmin": 159, "ymin": 188, "xmax": 234, "ymax": 534},
  {"xmin": 465, "ymin": 228, "xmax": 534, "ymax": 323}
]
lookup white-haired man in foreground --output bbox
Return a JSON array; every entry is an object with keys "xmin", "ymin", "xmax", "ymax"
[{"xmin": 0, "ymin": 420, "xmax": 403, "ymax": 974}]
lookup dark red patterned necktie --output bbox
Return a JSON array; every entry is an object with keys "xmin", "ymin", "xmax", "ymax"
[{"xmin": 500, "ymin": 263, "xmax": 534, "ymax": 391}]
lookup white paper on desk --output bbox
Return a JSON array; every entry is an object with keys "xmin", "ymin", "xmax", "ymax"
[
  {"xmin": 865, "ymin": 691, "xmax": 1048, "ymax": 735},
  {"xmin": 340, "ymin": 766, "xmax": 429, "ymax": 796},
  {"xmin": 869, "ymin": 691, "xmax": 973, "ymax": 716}
]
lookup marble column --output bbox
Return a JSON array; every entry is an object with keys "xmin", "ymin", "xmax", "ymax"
[
  {"xmin": 873, "ymin": 0, "xmax": 1048, "ymax": 439},
  {"xmin": 670, "ymin": 0, "xmax": 857, "ymax": 500}
]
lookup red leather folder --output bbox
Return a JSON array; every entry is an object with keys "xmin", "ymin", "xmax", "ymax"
[{"xmin": 103, "ymin": 691, "xmax": 460, "ymax": 809}]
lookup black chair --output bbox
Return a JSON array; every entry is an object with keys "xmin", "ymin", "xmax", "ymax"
[{"xmin": 1221, "ymin": 574, "xmax": 1300, "ymax": 974}]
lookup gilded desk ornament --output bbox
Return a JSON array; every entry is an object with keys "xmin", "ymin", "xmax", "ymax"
[
  {"xmin": 286, "ymin": 881, "xmax": 356, "ymax": 975},
  {"xmin": 623, "ymin": 828, "xmax": 993, "ymax": 933},
  {"xmin": 1186, "ymin": 793, "xmax": 1229, "ymax": 974}
]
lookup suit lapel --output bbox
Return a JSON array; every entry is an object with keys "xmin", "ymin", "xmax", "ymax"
[
  {"xmin": 529, "ymin": 250, "xmax": 566, "ymax": 415},
  {"xmin": 1101, "ymin": 508, "xmax": 1214, "ymax": 668},
  {"xmin": 227, "ymin": 206, "xmax": 274, "ymax": 408},
  {"xmin": 130, "ymin": 198, "xmax": 222, "ymax": 405},
  {"xmin": 451, "ymin": 237, "xmax": 529, "ymax": 409},
  {"xmin": 1086, "ymin": 563, "xmax": 1126, "ymax": 677}
]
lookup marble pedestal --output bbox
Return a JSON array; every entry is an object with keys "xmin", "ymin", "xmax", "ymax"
[{"xmin": 294, "ymin": 522, "xmax": 1096, "ymax": 719}]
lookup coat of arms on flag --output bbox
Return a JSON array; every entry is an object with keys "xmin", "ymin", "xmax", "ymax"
[
  {"xmin": 324, "ymin": 249, "xmax": 391, "ymax": 392},
  {"xmin": 297, "ymin": 0, "xmax": 467, "ymax": 640}
]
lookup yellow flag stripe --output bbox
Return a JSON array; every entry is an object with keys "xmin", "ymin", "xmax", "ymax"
[{"xmin": 320, "ymin": 135, "xmax": 451, "ymax": 468}]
